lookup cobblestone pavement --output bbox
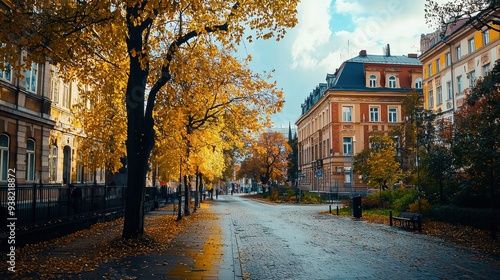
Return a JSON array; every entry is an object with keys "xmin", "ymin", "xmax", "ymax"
[{"xmin": 213, "ymin": 194, "xmax": 500, "ymax": 280}]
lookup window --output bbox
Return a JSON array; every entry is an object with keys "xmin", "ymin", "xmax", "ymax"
[
  {"xmin": 63, "ymin": 83, "xmax": 71, "ymax": 108},
  {"xmin": 25, "ymin": 62, "xmax": 38, "ymax": 93},
  {"xmin": 0, "ymin": 61, "xmax": 11, "ymax": 81},
  {"xmin": 343, "ymin": 137, "xmax": 354, "ymax": 155},
  {"xmin": 388, "ymin": 76, "xmax": 396, "ymax": 88},
  {"xmin": 388, "ymin": 107, "xmax": 398, "ymax": 123},
  {"xmin": 445, "ymin": 52, "xmax": 451, "ymax": 66},
  {"xmin": 415, "ymin": 77, "xmax": 422, "ymax": 89},
  {"xmin": 469, "ymin": 70, "xmax": 476, "ymax": 87},
  {"xmin": 482, "ymin": 29, "xmax": 490, "ymax": 45},
  {"xmin": 342, "ymin": 106, "xmax": 353, "ymax": 122},
  {"xmin": 369, "ymin": 75, "xmax": 377, "ymax": 87},
  {"xmin": 369, "ymin": 107, "xmax": 379, "ymax": 122},
  {"xmin": 0, "ymin": 134, "xmax": 9, "ymax": 181},
  {"xmin": 457, "ymin": 75, "xmax": 463, "ymax": 95},
  {"xmin": 26, "ymin": 139, "xmax": 35, "ymax": 181},
  {"xmin": 483, "ymin": 63, "xmax": 491, "ymax": 76},
  {"xmin": 436, "ymin": 58, "xmax": 440, "ymax": 72},
  {"xmin": 436, "ymin": 85, "xmax": 443, "ymax": 105},
  {"xmin": 49, "ymin": 145, "xmax": 57, "ymax": 182},
  {"xmin": 468, "ymin": 38, "xmax": 475, "ymax": 54},
  {"xmin": 427, "ymin": 64, "xmax": 432, "ymax": 77},
  {"xmin": 446, "ymin": 81, "xmax": 452, "ymax": 100},
  {"xmin": 51, "ymin": 76, "xmax": 59, "ymax": 104},
  {"xmin": 455, "ymin": 45, "xmax": 461, "ymax": 61},
  {"xmin": 428, "ymin": 88, "xmax": 434, "ymax": 108}
]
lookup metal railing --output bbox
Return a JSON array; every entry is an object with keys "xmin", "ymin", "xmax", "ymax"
[{"xmin": 0, "ymin": 183, "xmax": 172, "ymax": 230}]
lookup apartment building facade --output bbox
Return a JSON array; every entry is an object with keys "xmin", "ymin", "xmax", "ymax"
[
  {"xmin": 0, "ymin": 60, "xmax": 56, "ymax": 184},
  {"xmin": 419, "ymin": 13, "xmax": 500, "ymax": 120},
  {"xmin": 296, "ymin": 47, "xmax": 422, "ymax": 197}
]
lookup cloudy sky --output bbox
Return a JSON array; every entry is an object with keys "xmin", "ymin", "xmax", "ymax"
[{"xmin": 240, "ymin": 0, "xmax": 441, "ymax": 129}]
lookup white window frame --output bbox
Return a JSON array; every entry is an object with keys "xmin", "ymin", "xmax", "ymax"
[
  {"xmin": 25, "ymin": 62, "xmax": 38, "ymax": 93},
  {"xmin": 343, "ymin": 137, "xmax": 354, "ymax": 155},
  {"xmin": 342, "ymin": 106, "xmax": 353, "ymax": 122},
  {"xmin": 369, "ymin": 106, "xmax": 379, "ymax": 122},
  {"xmin": 436, "ymin": 58, "xmax": 440, "ymax": 72},
  {"xmin": 483, "ymin": 63, "xmax": 491, "ymax": 77},
  {"xmin": 0, "ymin": 134, "xmax": 9, "ymax": 181},
  {"xmin": 455, "ymin": 45, "xmax": 461, "ymax": 61},
  {"xmin": 26, "ymin": 139, "xmax": 35, "ymax": 181},
  {"xmin": 436, "ymin": 85, "xmax": 443, "ymax": 105},
  {"xmin": 469, "ymin": 70, "xmax": 476, "ymax": 87},
  {"xmin": 388, "ymin": 107, "xmax": 398, "ymax": 123},
  {"xmin": 415, "ymin": 77, "xmax": 422, "ymax": 89},
  {"xmin": 369, "ymin": 75, "xmax": 377, "ymax": 87},
  {"xmin": 388, "ymin": 75, "xmax": 396, "ymax": 88},
  {"xmin": 445, "ymin": 52, "xmax": 451, "ymax": 66},
  {"xmin": 457, "ymin": 75, "xmax": 463, "ymax": 95},
  {"xmin": 63, "ymin": 83, "xmax": 71, "ymax": 108},
  {"xmin": 446, "ymin": 81, "xmax": 452, "ymax": 100},
  {"xmin": 468, "ymin": 38, "xmax": 475, "ymax": 54},
  {"xmin": 428, "ymin": 88, "xmax": 434, "ymax": 108},
  {"xmin": 482, "ymin": 29, "xmax": 490, "ymax": 45}
]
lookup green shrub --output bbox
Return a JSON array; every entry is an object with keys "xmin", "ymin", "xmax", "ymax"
[{"xmin": 301, "ymin": 192, "xmax": 322, "ymax": 204}]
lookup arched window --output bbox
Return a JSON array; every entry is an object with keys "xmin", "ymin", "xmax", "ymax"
[
  {"xmin": 26, "ymin": 139, "xmax": 35, "ymax": 181},
  {"xmin": 415, "ymin": 77, "xmax": 423, "ymax": 89},
  {"xmin": 49, "ymin": 145, "xmax": 58, "ymax": 182},
  {"xmin": 0, "ymin": 134, "xmax": 9, "ymax": 181},
  {"xmin": 369, "ymin": 75, "xmax": 377, "ymax": 87},
  {"xmin": 388, "ymin": 76, "xmax": 396, "ymax": 88}
]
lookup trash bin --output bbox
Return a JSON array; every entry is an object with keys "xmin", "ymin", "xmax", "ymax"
[{"xmin": 351, "ymin": 195, "xmax": 362, "ymax": 218}]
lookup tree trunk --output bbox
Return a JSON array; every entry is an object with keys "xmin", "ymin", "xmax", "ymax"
[
  {"xmin": 193, "ymin": 168, "xmax": 199, "ymax": 212},
  {"xmin": 184, "ymin": 174, "xmax": 191, "ymax": 216},
  {"xmin": 122, "ymin": 15, "xmax": 153, "ymax": 238}
]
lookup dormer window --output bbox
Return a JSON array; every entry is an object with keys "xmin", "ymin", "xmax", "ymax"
[
  {"xmin": 388, "ymin": 75, "xmax": 396, "ymax": 88},
  {"xmin": 369, "ymin": 75, "xmax": 377, "ymax": 87},
  {"xmin": 415, "ymin": 77, "xmax": 422, "ymax": 89}
]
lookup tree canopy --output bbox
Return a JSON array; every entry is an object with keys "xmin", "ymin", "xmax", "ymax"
[{"xmin": 0, "ymin": 0, "xmax": 300, "ymax": 238}]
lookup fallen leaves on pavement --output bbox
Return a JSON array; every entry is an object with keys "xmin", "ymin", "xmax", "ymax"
[{"xmin": 1, "ymin": 203, "xmax": 216, "ymax": 279}]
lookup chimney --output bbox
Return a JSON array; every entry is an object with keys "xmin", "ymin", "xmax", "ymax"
[
  {"xmin": 359, "ymin": 50, "xmax": 367, "ymax": 56},
  {"xmin": 408, "ymin": 53, "xmax": 418, "ymax": 58},
  {"xmin": 385, "ymin": 44, "xmax": 391, "ymax": 56}
]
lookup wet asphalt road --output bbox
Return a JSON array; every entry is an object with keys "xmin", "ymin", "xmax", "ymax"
[{"xmin": 213, "ymin": 194, "xmax": 500, "ymax": 280}]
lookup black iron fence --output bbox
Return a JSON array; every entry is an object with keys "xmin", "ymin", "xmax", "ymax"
[{"xmin": 0, "ymin": 183, "xmax": 173, "ymax": 230}]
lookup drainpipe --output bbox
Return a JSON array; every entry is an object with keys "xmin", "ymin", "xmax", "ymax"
[{"xmin": 445, "ymin": 41, "xmax": 456, "ymax": 119}]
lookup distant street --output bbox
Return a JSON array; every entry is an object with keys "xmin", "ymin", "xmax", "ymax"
[{"xmin": 213, "ymin": 194, "xmax": 500, "ymax": 280}]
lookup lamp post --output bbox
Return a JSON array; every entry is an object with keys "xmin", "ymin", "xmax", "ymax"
[{"xmin": 350, "ymin": 136, "xmax": 356, "ymax": 198}]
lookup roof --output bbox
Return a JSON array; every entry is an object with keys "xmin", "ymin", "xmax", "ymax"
[{"xmin": 347, "ymin": 54, "xmax": 422, "ymax": 65}]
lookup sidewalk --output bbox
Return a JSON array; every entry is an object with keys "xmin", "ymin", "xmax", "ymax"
[{"xmin": 1, "ymin": 201, "xmax": 242, "ymax": 279}]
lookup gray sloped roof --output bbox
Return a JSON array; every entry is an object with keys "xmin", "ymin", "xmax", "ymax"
[{"xmin": 347, "ymin": 54, "xmax": 422, "ymax": 65}]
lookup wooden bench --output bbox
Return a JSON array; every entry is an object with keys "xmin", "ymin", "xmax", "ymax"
[{"xmin": 391, "ymin": 212, "xmax": 422, "ymax": 231}]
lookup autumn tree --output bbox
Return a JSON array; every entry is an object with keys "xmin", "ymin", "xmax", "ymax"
[
  {"xmin": 154, "ymin": 41, "xmax": 283, "ymax": 216},
  {"xmin": 353, "ymin": 134, "xmax": 400, "ymax": 190},
  {"xmin": 425, "ymin": 0, "xmax": 500, "ymax": 31},
  {"xmin": 237, "ymin": 132, "xmax": 291, "ymax": 191},
  {"xmin": 0, "ymin": 1, "xmax": 299, "ymax": 238},
  {"xmin": 287, "ymin": 124, "xmax": 299, "ymax": 187},
  {"xmin": 451, "ymin": 62, "xmax": 500, "ymax": 237}
]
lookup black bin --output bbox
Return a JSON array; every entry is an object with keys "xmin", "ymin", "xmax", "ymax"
[{"xmin": 351, "ymin": 195, "xmax": 362, "ymax": 218}]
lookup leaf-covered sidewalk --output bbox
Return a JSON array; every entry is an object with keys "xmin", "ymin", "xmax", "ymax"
[{"xmin": 1, "ymin": 203, "xmax": 220, "ymax": 279}]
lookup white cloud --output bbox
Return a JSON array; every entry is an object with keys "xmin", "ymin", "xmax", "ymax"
[{"xmin": 290, "ymin": 0, "xmax": 332, "ymax": 70}]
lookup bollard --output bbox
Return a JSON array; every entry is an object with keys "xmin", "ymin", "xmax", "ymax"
[
  {"xmin": 336, "ymin": 206, "xmax": 339, "ymax": 215},
  {"xmin": 389, "ymin": 210, "xmax": 393, "ymax": 226},
  {"xmin": 329, "ymin": 205, "xmax": 332, "ymax": 214}
]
